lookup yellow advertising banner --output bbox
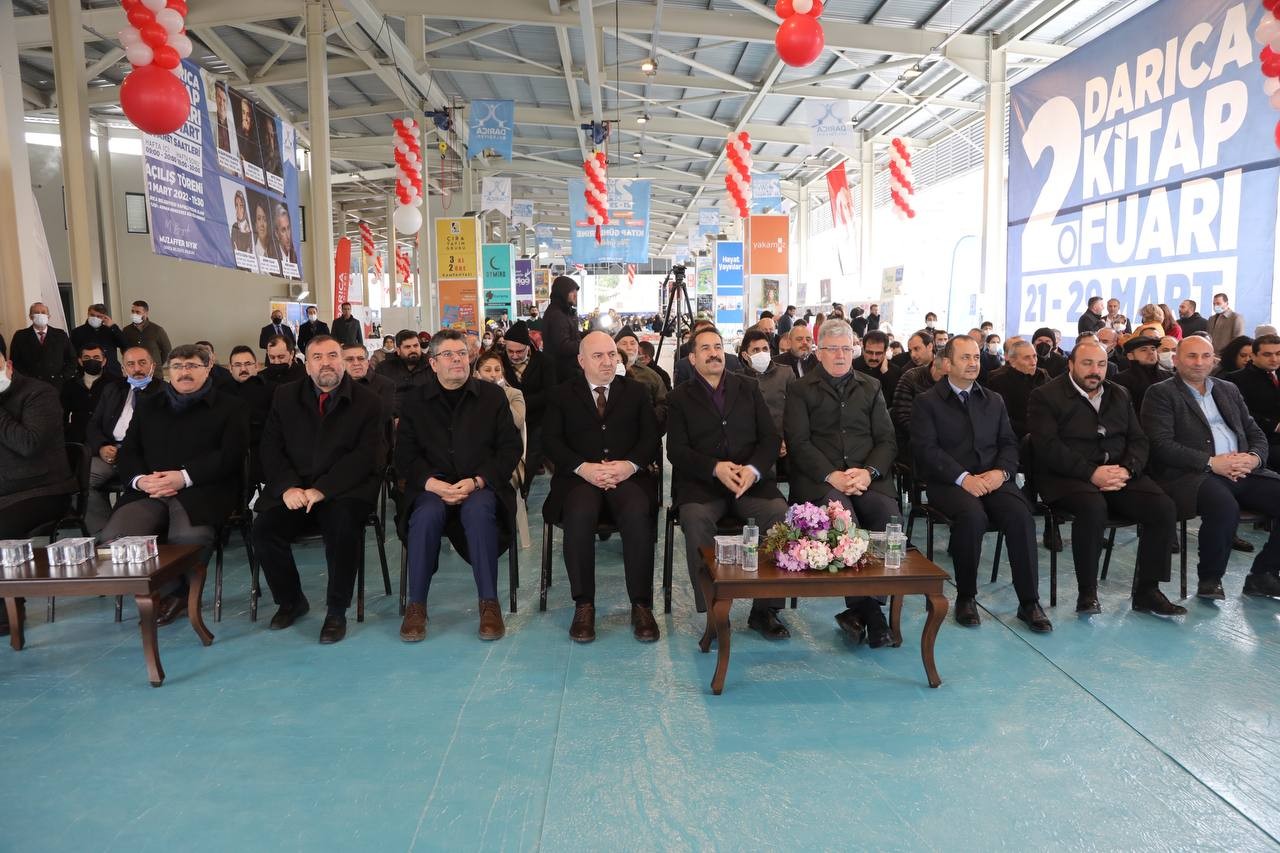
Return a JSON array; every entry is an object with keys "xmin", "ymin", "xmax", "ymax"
[{"xmin": 435, "ymin": 217, "xmax": 478, "ymax": 279}]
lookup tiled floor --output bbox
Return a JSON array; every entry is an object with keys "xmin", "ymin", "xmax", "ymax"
[{"xmin": 3, "ymin": 483, "xmax": 1278, "ymax": 851}]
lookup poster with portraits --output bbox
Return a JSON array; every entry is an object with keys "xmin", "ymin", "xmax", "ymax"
[{"xmin": 143, "ymin": 61, "xmax": 304, "ymax": 281}]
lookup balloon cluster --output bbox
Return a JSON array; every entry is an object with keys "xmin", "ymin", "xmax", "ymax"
[
  {"xmin": 724, "ymin": 131, "xmax": 753, "ymax": 219},
  {"xmin": 392, "ymin": 118, "xmax": 424, "ymax": 235},
  {"xmin": 583, "ymin": 151, "xmax": 609, "ymax": 244},
  {"xmin": 888, "ymin": 137, "xmax": 916, "ymax": 221},
  {"xmin": 396, "ymin": 245, "xmax": 411, "ymax": 283},
  {"xmin": 117, "ymin": 0, "xmax": 193, "ymax": 136},
  {"xmin": 774, "ymin": 0, "xmax": 825, "ymax": 68},
  {"xmin": 359, "ymin": 221, "xmax": 375, "ymax": 263},
  {"xmin": 374, "ymin": 253, "xmax": 384, "ymax": 278},
  {"xmin": 1256, "ymin": 7, "xmax": 1280, "ymax": 148}
]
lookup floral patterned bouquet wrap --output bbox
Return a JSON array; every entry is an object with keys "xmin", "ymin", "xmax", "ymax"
[{"xmin": 762, "ymin": 501, "xmax": 870, "ymax": 573}]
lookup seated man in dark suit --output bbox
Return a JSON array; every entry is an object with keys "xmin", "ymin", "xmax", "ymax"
[
  {"xmin": 1225, "ymin": 333, "xmax": 1280, "ymax": 473},
  {"xmin": 253, "ymin": 336, "xmax": 384, "ymax": 644},
  {"xmin": 1113, "ymin": 335, "xmax": 1171, "ymax": 413},
  {"xmin": 84, "ymin": 346, "xmax": 164, "ymax": 533},
  {"xmin": 225, "ymin": 345, "xmax": 273, "ymax": 484},
  {"xmin": 98, "ymin": 345, "xmax": 249, "ymax": 626},
  {"xmin": 911, "ymin": 337, "xmax": 1050, "ymax": 632},
  {"xmin": 502, "ymin": 321, "xmax": 556, "ymax": 488},
  {"xmin": 668, "ymin": 327, "xmax": 790, "ymax": 639},
  {"xmin": 773, "ymin": 323, "xmax": 819, "ymax": 379},
  {"xmin": 1142, "ymin": 336, "xmax": 1280, "ymax": 599},
  {"xmin": 1027, "ymin": 340, "xmax": 1184, "ymax": 616},
  {"xmin": 342, "ymin": 342, "xmax": 394, "ymax": 422},
  {"xmin": 784, "ymin": 319, "xmax": 898, "ymax": 646},
  {"xmin": 395, "ymin": 330, "xmax": 523, "ymax": 643},
  {"xmin": 543, "ymin": 331, "xmax": 660, "ymax": 643},
  {"xmin": 60, "ymin": 343, "xmax": 118, "ymax": 444},
  {"xmin": 195, "ymin": 341, "xmax": 236, "ymax": 389},
  {"xmin": 261, "ymin": 334, "xmax": 306, "ymax": 386},
  {"xmin": 985, "ymin": 339, "xmax": 1046, "ymax": 439},
  {"xmin": 852, "ymin": 331, "xmax": 902, "ymax": 405}
]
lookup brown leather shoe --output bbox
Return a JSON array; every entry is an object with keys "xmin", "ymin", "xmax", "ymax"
[
  {"xmin": 569, "ymin": 602, "xmax": 595, "ymax": 643},
  {"xmin": 399, "ymin": 602, "xmax": 427, "ymax": 642},
  {"xmin": 478, "ymin": 599, "xmax": 505, "ymax": 641},
  {"xmin": 631, "ymin": 604, "xmax": 660, "ymax": 642},
  {"xmin": 155, "ymin": 595, "xmax": 188, "ymax": 627}
]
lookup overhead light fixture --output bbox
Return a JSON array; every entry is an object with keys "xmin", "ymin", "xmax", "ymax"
[
  {"xmin": 902, "ymin": 63, "xmax": 924, "ymax": 81},
  {"xmin": 640, "ymin": 57, "xmax": 657, "ymax": 75},
  {"xmin": 632, "ymin": 150, "xmax": 643, "ymax": 159},
  {"xmin": 637, "ymin": 113, "xmax": 650, "ymax": 125}
]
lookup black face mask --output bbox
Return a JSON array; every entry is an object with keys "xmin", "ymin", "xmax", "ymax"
[
  {"xmin": 264, "ymin": 363, "xmax": 291, "ymax": 376},
  {"xmin": 82, "ymin": 360, "xmax": 104, "ymax": 376},
  {"xmin": 1035, "ymin": 342, "xmax": 1053, "ymax": 359}
]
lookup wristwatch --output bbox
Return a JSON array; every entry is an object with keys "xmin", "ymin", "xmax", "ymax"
[{"xmin": 868, "ymin": 466, "xmax": 882, "ymax": 481}]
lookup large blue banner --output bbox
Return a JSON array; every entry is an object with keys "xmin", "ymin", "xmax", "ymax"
[
  {"xmin": 1008, "ymin": 0, "xmax": 1278, "ymax": 337},
  {"xmin": 752, "ymin": 174, "xmax": 783, "ymax": 213},
  {"xmin": 143, "ymin": 61, "xmax": 304, "ymax": 281},
  {"xmin": 567, "ymin": 178, "xmax": 652, "ymax": 264},
  {"xmin": 468, "ymin": 99, "xmax": 514, "ymax": 161},
  {"xmin": 715, "ymin": 241, "xmax": 745, "ymax": 328}
]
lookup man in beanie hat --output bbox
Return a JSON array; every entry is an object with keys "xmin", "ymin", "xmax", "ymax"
[
  {"xmin": 1032, "ymin": 327, "xmax": 1068, "ymax": 378},
  {"xmin": 502, "ymin": 320, "xmax": 556, "ymax": 492},
  {"xmin": 1114, "ymin": 335, "xmax": 1172, "ymax": 413},
  {"xmin": 544, "ymin": 275, "xmax": 583, "ymax": 379},
  {"xmin": 615, "ymin": 327, "xmax": 668, "ymax": 432}
]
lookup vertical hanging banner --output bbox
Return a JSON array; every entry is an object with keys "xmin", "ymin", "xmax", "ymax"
[
  {"xmin": 748, "ymin": 214, "xmax": 790, "ymax": 320},
  {"xmin": 695, "ymin": 256, "xmax": 714, "ymax": 316},
  {"xmin": 714, "ymin": 240, "xmax": 745, "ymax": 330},
  {"xmin": 334, "ymin": 236, "xmax": 352, "ymax": 308},
  {"xmin": 482, "ymin": 243, "xmax": 514, "ymax": 322},
  {"xmin": 534, "ymin": 223, "xmax": 555, "ymax": 246},
  {"xmin": 698, "ymin": 206, "xmax": 721, "ymax": 240},
  {"xmin": 143, "ymin": 61, "xmax": 304, "ymax": 280},
  {"xmin": 468, "ymin": 99, "xmax": 514, "ymax": 161},
  {"xmin": 511, "ymin": 199, "xmax": 534, "ymax": 229},
  {"xmin": 435, "ymin": 217, "xmax": 481, "ymax": 330},
  {"xmin": 751, "ymin": 173, "xmax": 783, "ymax": 212},
  {"xmin": 826, "ymin": 162, "xmax": 857, "ymax": 275},
  {"xmin": 805, "ymin": 99, "xmax": 857, "ymax": 153},
  {"xmin": 567, "ymin": 178, "xmax": 652, "ymax": 263},
  {"xmin": 1007, "ymin": 0, "xmax": 1277, "ymax": 337},
  {"xmin": 514, "ymin": 258, "xmax": 534, "ymax": 317},
  {"xmin": 480, "ymin": 176, "xmax": 512, "ymax": 220}
]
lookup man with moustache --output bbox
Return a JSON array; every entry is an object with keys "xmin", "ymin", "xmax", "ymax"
[
  {"xmin": 377, "ymin": 330, "xmax": 436, "ymax": 417},
  {"xmin": 774, "ymin": 323, "xmax": 818, "ymax": 378},
  {"xmin": 1028, "ymin": 340, "xmax": 1184, "ymax": 616},
  {"xmin": 1113, "ymin": 336, "xmax": 1172, "ymax": 413},
  {"xmin": 253, "ymin": 336, "xmax": 385, "ymax": 644},
  {"xmin": 342, "ymin": 342, "xmax": 394, "ymax": 422},
  {"xmin": 261, "ymin": 335, "xmax": 306, "ymax": 386},
  {"xmin": 224, "ymin": 345, "xmax": 273, "ymax": 483},
  {"xmin": 852, "ymin": 331, "xmax": 902, "ymax": 407}
]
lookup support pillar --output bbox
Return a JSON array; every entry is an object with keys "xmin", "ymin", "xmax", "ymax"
[
  {"xmin": 386, "ymin": 195, "xmax": 397, "ymax": 307},
  {"xmin": 795, "ymin": 185, "xmax": 809, "ymax": 307},
  {"xmin": 306, "ymin": 0, "xmax": 335, "ymax": 320},
  {"xmin": 980, "ymin": 41, "xmax": 1008, "ymax": 325},
  {"xmin": 416, "ymin": 106, "xmax": 434, "ymax": 324},
  {"xmin": 94, "ymin": 124, "xmax": 123, "ymax": 318},
  {"xmin": 858, "ymin": 135, "xmax": 875, "ymax": 301},
  {"xmin": 50, "ymin": 0, "xmax": 103, "ymax": 316}
]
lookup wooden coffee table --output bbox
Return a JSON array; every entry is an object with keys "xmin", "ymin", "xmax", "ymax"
[
  {"xmin": 0, "ymin": 544, "xmax": 213, "ymax": 687},
  {"xmin": 697, "ymin": 547, "xmax": 950, "ymax": 695}
]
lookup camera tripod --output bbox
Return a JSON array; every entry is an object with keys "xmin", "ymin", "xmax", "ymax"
[{"xmin": 654, "ymin": 265, "xmax": 696, "ymax": 363}]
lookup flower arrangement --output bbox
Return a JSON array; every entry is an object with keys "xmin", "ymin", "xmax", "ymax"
[{"xmin": 763, "ymin": 501, "xmax": 869, "ymax": 572}]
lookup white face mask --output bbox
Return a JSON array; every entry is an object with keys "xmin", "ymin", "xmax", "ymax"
[
  {"xmin": 307, "ymin": 314, "xmax": 317, "ymax": 322},
  {"xmin": 87, "ymin": 316, "xmax": 103, "ymax": 329},
  {"xmin": 0, "ymin": 366, "xmax": 10, "ymax": 394},
  {"xmin": 987, "ymin": 343, "xmax": 1001, "ymax": 355},
  {"xmin": 614, "ymin": 361, "xmax": 628, "ymax": 377},
  {"xmin": 1157, "ymin": 351, "xmax": 1174, "ymax": 369},
  {"xmin": 849, "ymin": 345, "xmax": 862, "ymax": 360},
  {"xmin": 131, "ymin": 313, "xmax": 144, "ymax": 325},
  {"xmin": 748, "ymin": 351, "xmax": 772, "ymax": 373},
  {"xmin": 31, "ymin": 313, "xmax": 49, "ymax": 328}
]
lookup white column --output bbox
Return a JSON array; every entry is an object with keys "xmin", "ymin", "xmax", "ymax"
[
  {"xmin": 306, "ymin": 0, "xmax": 335, "ymax": 319},
  {"xmin": 386, "ymin": 195, "xmax": 397, "ymax": 306},
  {"xmin": 980, "ymin": 41, "xmax": 1009, "ymax": 324},
  {"xmin": 93, "ymin": 123, "xmax": 123, "ymax": 317},
  {"xmin": 858, "ymin": 135, "xmax": 875, "ymax": 300},
  {"xmin": 415, "ymin": 107, "xmax": 433, "ymax": 323},
  {"xmin": 51, "ymin": 0, "xmax": 104, "ymax": 314},
  {"xmin": 0, "ymin": 0, "xmax": 46, "ymax": 337},
  {"xmin": 796, "ymin": 185, "xmax": 810, "ymax": 306}
]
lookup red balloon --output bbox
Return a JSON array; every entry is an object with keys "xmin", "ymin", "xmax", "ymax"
[
  {"xmin": 141, "ymin": 21, "xmax": 168, "ymax": 48},
  {"xmin": 775, "ymin": 16, "xmax": 825, "ymax": 67},
  {"xmin": 122, "ymin": 0, "xmax": 140, "ymax": 10},
  {"xmin": 153, "ymin": 45, "xmax": 180, "ymax": 70},
  {"xmin": 120, "ymin": 64, "xmax": 190, "ymax": 136},
  {"xmin": 168, "ymin": 0, "xmax": 189, "ymax": 14},
  {"xmin": 1268, "ymin": 0, "xmax": 1279, "ymax": 9},
  {"xmin": 775, "ymin": 0, "xmax": 795, "ymax": 17},
  {"xmin": 127, "ymin": 6, "xmax": 154, "ymax": 28},
  {"xmin": 806, "ymin": 0, "xmax": 823, "ymax": 16},
  {"xmin": 1264, "ymin": 60, "xmax": 1280, "ymax": 78},
  {"xmin": 1264, "ymin": 46, "xmax": 1278, "ymax": 63}
]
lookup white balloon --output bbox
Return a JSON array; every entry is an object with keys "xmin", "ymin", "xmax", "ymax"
[
  {"xmin": 1271, "ymin": 89, "xmax": 1280, "ymax": 111},
  {"xmin": 141, "ymin": 0, "xmax": 167, "ymax": 11},
  {"xmin": 393, "ymin": 204, "xmax": 422, "ymax": 235},
  {"xmin": 1267, "ymin": 78, "xmax": 1280, "ymax": 97},
  {"xmin": 1271, "ymin": 34, "xmax": 1280, "ymax": 53},
  {"xmin": 793, "ymin": 0, "xmax": 812, "ymax": 12},
  {"xmin": 170, "ymin": 33, "xmax": 193, "ymax": 59},
  {"xmin": 118, "ymin": 28, "xmax": 141, "ymax": 47},
  {"xmin": 155, "ymin": 8, "xmax": 184, "ymax": 34},
  {"xmin": 406, "ymin": 151, "xmax": 418, "ymax": 164},
  {"xmin": 126, "ymin": 43, "xmax": 155, "ymax": 67},
  {"xmin": 396, "ymin": 141, "xmax": 409, "ymax": 155},
  {"xmin": 1258, "ymin": 18, "xmax": 1280, "ymax": 45}
]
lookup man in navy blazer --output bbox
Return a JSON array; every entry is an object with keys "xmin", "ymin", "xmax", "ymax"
[
  {"xmin": 911, "ymin": 337, "xmax": 1051, "ymax": 632},
  {"xmin": 1141, "ymin": 336, "xmax": 1280, "ymax": 599}
]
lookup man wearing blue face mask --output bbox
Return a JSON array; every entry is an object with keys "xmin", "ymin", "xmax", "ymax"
[
  {"xmin": 1207, "ymin": 292, "xmax": 1245, "ymax": 355},
  {"xmin": 84, "ymin": 347, "xmax": 166, "ymax": 533}
]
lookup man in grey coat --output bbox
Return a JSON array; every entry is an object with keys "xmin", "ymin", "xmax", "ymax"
[{"xmin": 1141, "ymin": 336, "xmax": 1280, "ymax": 599}]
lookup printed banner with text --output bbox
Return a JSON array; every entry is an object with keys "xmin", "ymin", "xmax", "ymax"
[{"xmin": 567, "ymin": 178, "xmax": 652, "ymax": 263}]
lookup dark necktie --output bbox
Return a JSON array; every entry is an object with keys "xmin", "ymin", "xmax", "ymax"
[
  {"xmin": 318, "ymin": 391, "xmax": 330, "ymax": 416},
  {"xmin": 959, "ymin": 390, "xmax": 970, "ymax": 406},
  {"xmin": 1271, "ymin": 372, "xmax": 1279, "ymax": 390},
  {"xmin": 37, "ymin": 330, "xmax": 46, "ymax": 345},
  {"xmin": 594, "ymin": 386, "xmax": 607, "ymax": 418},
  {"xmin": 275, "ymin": 324, "xmax": 282, "ymax": 335}
]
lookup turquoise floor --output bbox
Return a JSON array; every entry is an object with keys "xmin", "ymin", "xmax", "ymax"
[{"xmin": 3, "ymin": 480, "xmax": 1279, "ymax": 851}]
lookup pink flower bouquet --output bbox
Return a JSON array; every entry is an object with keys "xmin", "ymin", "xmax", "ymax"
[{"xmin": 762, "ymin": 501, "xmax": 870, "ymax": 572}]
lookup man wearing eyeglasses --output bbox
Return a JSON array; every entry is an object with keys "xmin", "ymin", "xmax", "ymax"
[
  {"xmin": 543, "ymin": 331, "xmax": 661, "ymax": 643},
  {"xmin": 784, "ymin": 319, "xmax": 899, "ymax": 647},
  {"xmin": 395, "ymin": 330, "xmax": 523, "ymax": 643},
  {"xmin": 98, "ymin": 344, "xmax": 249, "ymax": 626},
  {"xmin": 253, "ymin": 336, "xmax": 385, "ymax": 644}
]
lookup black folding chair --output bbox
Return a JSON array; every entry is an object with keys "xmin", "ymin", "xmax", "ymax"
[
  {"xmin": 26, "ymin": 442, "xmax": 92, "ymax": 623},
  {"xmin": 213, "ymin": 454, "xmax": 258, "ymax": 622}
]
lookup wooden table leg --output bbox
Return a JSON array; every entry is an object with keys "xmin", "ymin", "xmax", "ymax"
[
  {"xmin": 186, "ymin": 564, "xmax": 214, "ymax": 647},
  {"xmin": 889, "ymin": 594, "xmax": 904, "ymax": 648},
  {"xmin": 697, "ymin": 563, "xmax": 715, "ymax": 653},
  {"xmin": 921, "ymin": 592, "xmax": 948, "ymax": 689},
  {"xmin": 709, "ymin": 598, "xmax": 732, "ymax": 695},
  {"xmin": 5, "ymin": 598, "xmax": 25, "ymax": 651},
  {"xmin": 136, "ymin": 594, "xmax": 165, "ymax": 687}
]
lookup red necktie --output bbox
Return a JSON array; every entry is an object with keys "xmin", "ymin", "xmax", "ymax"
[
  {"xmin": 37, "ymin": 330, "xmax": 45, "ymax": 345},
  {"xmin": 317, "ymin": 391, "xmax": 330, "ymax": 416},
  {"xmin": 1271, "ymin": 372, "xmax": 1279, "ymax": 390}
]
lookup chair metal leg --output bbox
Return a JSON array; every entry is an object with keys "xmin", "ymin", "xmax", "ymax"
[
  {"xmin": 398, "ymin": 547, "xmax": 407, "ymax": 616},
  {"xmin": 46, "ymin": 597, "xmax": 55, "ymax": 623},
  {"xmin": 214, "ymin": 536, "xmax": 224, "ymax": 623},
  {"xmin": 240, "ymin": 520, "xmax": 259, "ymax": 618},
  {"xmin": 114, "ymin": 595, "xmax": 124, "ymax": 622},
  {"xmin": 1048, "ymin": 514, "xmax": 1058, "ymax": 608},
  {"xmin": 370, "ymin": 516, "xmax": 392, "ymax": 596},
  {"xmin": 509, "ymin": 531, "xmax": 519, "ymax": 615},
  {"xmin": 1179, "ymin": 520, "xmax": 1189, "ymax": 599},
  {"xmin": 1100, "ymin": 526, "xmax": 1118, "ymax": 581},
  {"xmin": 990, "ymin": 531, "xmax": 1004, "ymax": 584},
  {"xmin": 539, "ymin": 523, "xmax": 553, "ymax": 612},
  {"xmin": 662, "ymin": 508, "xmax": 675, "ymax": 614},
  {"xmin": 789, "ymin": 597, "xmax": 798, "ymax": 609},
  {"xmin": 356, "ymin": 526, "xmax": 366, "ymax": 623},
  {"xmin": 925, "ymin": 517, "xmax": 935, "ymax": 562}
]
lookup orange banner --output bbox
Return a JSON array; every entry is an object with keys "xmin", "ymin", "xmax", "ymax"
[
  {"xmin": 748, "ymin": 215, "xmax": 789, "ymax": 276},
  {"xmin": 333, "ymin": 235, "xmax": 352, "ymax": 308},
  {"xmin": 439, "ymin": 278, "xmax": 479, "ymax": 330}
]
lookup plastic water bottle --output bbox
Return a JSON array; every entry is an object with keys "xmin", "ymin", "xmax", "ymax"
[
  {"xmin": 885, "ymin": 531, "xmax": 904, "ymax": 569},
  {"xmin": 742, "ymin": 517, "xmax": 759, "ymax": 572}
]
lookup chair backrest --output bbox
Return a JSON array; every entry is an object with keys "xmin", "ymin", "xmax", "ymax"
[{"xmin": 64, "ymin": 441, "xmax": 91, "ymax": 516}]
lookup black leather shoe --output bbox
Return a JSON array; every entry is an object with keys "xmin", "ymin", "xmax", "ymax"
[
  {"xmin": 319, "ymin": 612, "xmax": 347, "ymax": 644},
  {"xmin": 1196, "ymin": 579, "xmax": 1226, "ymax": 600},
  {"xmin": 1170, "ymin": 538, "xmax": 1180, "ymax": 554},
  {"xmin": 268, "ymin": 597, "xmax": 310, "ymax": 630},
  {"xmin": 954, "ymin": 596, "xmax": 981, "ymax": 627},
  {"xmin": 631, "ymin": 604, "xmax": 659, "ymax": 642},
  {"xmin": 1232, "ymin": 535, "xmax": 1255, "ymax": 553},
  {"xmin": 834, "ymin": 608, "xmax": 866, "ymax": 645},
  {"xmin": 1242, "ymin": 572, "xmax": 1280, "ymax": 597},
  {"xmin": 1132, "ymin": 588, "xmax": 1187, "ymax": 616},
  {"xmin": 569, "ymin": 602, "xmax": 596, "ymax": 643},
  {"xmin": 865, "ymin": 608, "xmax": 893, "ymax": 648},
  {"xmin": 1017, "ymin": 602, "xmax": 1053, "ymax": 633},
  {"xmin": 1076, "ymin": 594, "xmax": 1101, "ymax": 615},
  {"xmin": 747, "ymin": 608, "xmax": 790, "ymax": 639},
  {"xmin": 154, "ymin": 595, "xmax": 188, "ymax": 627}
]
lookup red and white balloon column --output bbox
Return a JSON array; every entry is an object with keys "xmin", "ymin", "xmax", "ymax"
[
  {"xmin": 1256, "ymin": 8, "xmax": 1280, "ymax": 148},
  {"xmin": 392, "ymin": 118, "xmax": 424, "ymax": 235},
  {"xmin": 583, "ymin": 151, "xmax": 609, "ymax": 244},
  {"xmin": 887, "ymin": 137, "xmax": 916, "ymax": 221},
  {"xmin": 724, "ymin": 131, "xmax": 752, "ymax": 219},
  {"xmin": 117, "ymin": 0, "xmax": 193, "ymax": 136},
  {"xmin": 773, "ymin": 0, "xmax": 825, "ymax": 68}
]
